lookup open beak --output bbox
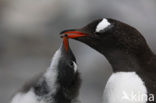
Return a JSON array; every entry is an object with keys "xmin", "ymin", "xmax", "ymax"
[{"xmin": 60, "ymin": 29, "xmax": 89, "ymax": 39}]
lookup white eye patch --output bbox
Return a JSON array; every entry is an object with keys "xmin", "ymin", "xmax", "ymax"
[
  {"xmin": 73, "ymin": 62, "xmax": 77, "ymax": 72},
  {"xmin": 96, "ymin": 18, "xmax": 111, "ymax": 32}
]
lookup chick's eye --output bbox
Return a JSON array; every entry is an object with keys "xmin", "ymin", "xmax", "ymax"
[{"xmin": 69, "ymin": 62, "xmax": 74, "ymax": 67}]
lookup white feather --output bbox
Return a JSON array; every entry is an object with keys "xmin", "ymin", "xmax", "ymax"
[
  {"xmin": 96, "ymin": 18, "xmax": 111, "ymax": 32},
  {"xmin": 11, "ymin": 88, "xmax": 45, "ymax": 103},
  {"xmin": 103, "ymin": 72, "xmax": 147, "ymax": 103},
  {"xmin": 73, "ymin": 62, "xmax": 78, "ymax": 72},
  {"xmin": 11, "ymin": 49, "xmax": 63, "ymax": 103},
  {"xmin": 44, "ymin": 48, "xmax": 61, "ymax": 91}
]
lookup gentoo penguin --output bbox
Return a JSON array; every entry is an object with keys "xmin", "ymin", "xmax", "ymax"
[
  {"xmin": 11, "ymin": 38, "xmax": 81, "ymax": 103},
  {"xmin": 60, "ymin": 18, "xmax": 156, "ymax": 103}
]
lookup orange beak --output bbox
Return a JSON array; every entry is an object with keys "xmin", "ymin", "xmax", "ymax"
[
  {"xmin": 62, "ymin": 31, "xmax": 88, "ymax": 39},
  {"xmin": 63, "ymin": 35, "xmax": 69, "ymax": 52},
  {"xmin": 62, "ymin": 30, "xmax": 88, "ymax": 52}
]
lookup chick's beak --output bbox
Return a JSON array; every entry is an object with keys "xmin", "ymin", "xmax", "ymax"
[
  {"xmin": 63, "ymin": 35, "xmax": 69, "ymax": 52},
  {"xmin": 61, "ymin": 36, "xmax": 76, "ymax": 62}
]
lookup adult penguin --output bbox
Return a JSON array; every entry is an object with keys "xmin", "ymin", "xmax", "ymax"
[{"xmin": 61, "ymin": 18, "xmax": 156, "ymax": 103}]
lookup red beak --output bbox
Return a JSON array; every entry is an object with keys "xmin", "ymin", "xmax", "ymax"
[
  {"xmin": 62, "ymin": 31, "xmax": 88, "ymax": 39},
  {"xmin": 61, "ymin": 30, "xmax": 88, "ymax": 52},
  {"xmin": 63, "ymin": 36, "xmax": 69, "ymax": 52}
]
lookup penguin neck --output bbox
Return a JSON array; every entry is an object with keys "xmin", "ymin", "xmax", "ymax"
[
  {"xmin": 54, "ymin": 72, "xmax": 81, "ymax": 103},
  {"xmin": 100, "ymin": 48, "xmax": 154, "ymax": 72}
]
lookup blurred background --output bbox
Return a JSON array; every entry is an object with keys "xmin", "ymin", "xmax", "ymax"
[{"xmin": 0, "ymin": 0, "xmax": 156, "ymax": 103}]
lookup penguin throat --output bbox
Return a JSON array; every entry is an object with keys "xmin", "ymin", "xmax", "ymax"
[{"xmin": 101, "ymin": 49, "xmax": 142, "ymax": 72}]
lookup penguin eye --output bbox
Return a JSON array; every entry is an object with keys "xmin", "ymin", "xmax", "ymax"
[
  {"xmin": 70, "ymin": 62, "xmax": 73, "ymax": 66},
  {"xmin": 68, "ymin": 61, "xmax": 77, "ymax": 72},
  {"xmin": 69, "ymin": 61, "xmax": 74, "ymax": 67}
]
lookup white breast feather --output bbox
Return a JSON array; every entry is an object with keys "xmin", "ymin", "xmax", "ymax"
[{"xmin": 103, "ymin": 72, "xmax": 147, "ymax": 103}]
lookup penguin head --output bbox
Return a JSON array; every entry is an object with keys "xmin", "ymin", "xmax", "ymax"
[
  {"xmin": 60, "ymin": 18, "xmax": 150, "ymax": 56},
  {"xmin": 56, "ymin": 40, "xmax": 80, "ymax": 88}
]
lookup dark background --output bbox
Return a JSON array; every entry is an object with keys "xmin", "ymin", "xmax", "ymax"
[{"xmin": 0, "ymin": 0, "xmax": 156, "ymax": 103}]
